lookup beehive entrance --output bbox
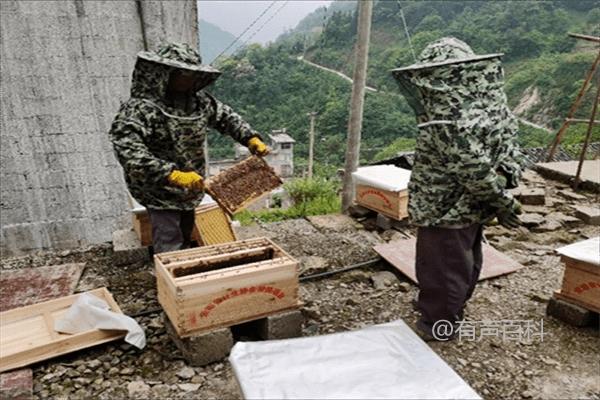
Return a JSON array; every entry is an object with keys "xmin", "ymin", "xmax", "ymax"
[{"xmin": 171, "ymin": 247, "xmax": 276, "ymax": 278}]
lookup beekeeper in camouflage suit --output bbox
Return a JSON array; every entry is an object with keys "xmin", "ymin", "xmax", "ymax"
[
  {"xmin": 110, "ymin": 43, "xmax": 268, "ymax": 254},
  {"xmin": 392, "ymin": 37, "xmax": 525, "ymax": 341}
]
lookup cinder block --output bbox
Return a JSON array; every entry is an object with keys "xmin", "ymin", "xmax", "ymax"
[
  {"xmin": 376, "ymin": 213, "xmax": 392, "ymax": 230},
  {"xmin": 546, "ymin": 297, "xmax": 597, "ymax": 327},
  {"xmin": 256, "ymin": 309, "xmax": 304, "ymax": 340},
  {"xmin": 163, "ymin": 314, "xmax": 234, "ymax": 366},
  {"xmin": 348, "ymin": 204, "xmax": 376, "ymax": 218},
  {"xmin": 519, "ymin": 188, "xmax": 546, "ymax": 205},
  {"xmin": 573, "ymin": 205, "xmax": 600, "ymax": 226},
  {"xmin": 112, "ymin": 229, "xmax": 149, "ymax": 266}
]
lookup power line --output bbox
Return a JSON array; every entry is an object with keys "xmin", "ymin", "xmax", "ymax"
[
  {"xmin": 236, "ymin": 1, "xmax": 290, "ymax": 50},
  {"xmin": 396, "ymin": 0, "xmax": 417, "ymax": 63},
  {"xmin": 211, "ymin": 0, "xmax": 278, "ymax": 65}
]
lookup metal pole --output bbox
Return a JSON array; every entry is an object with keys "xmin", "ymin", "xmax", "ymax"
[
  {"xmin": 341, "ymin": 0, "xmax": 373, "ymax": 212},
  {"xmin": 307, "ymin": 112, "xmax": 317, "ymax": 179},
  {"xmin": 573, "ymin": 84, "xmax": 600, "ymax": 190}
]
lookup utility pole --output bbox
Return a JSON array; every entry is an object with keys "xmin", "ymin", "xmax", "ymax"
[
  {"xmin": 341, "ymin": 0, "xmax": 373, "ymax": 212},
  {"xmin": 307, "ymin": 111, "xmax": 318, "ymax": 179}
]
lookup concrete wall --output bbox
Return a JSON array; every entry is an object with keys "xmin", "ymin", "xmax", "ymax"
[{"xmin": 0, "ymin": 0, "xmax": 198, "ymax": 257}]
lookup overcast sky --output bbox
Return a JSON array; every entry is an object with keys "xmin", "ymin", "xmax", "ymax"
[{"xmin": 198, "ymin": 1, "xmax": 333, "ymax": 44}]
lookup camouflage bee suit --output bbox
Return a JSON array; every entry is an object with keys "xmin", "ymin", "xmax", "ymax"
[
  {"xmin": 392, "ymin": 37, "xmax": 525, "ymax": 228},
  {"xmin": 109, "ymin": 43, "xmax": 259, "ymax": 210}
]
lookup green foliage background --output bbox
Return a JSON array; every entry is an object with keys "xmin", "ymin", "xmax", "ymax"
[{"xmin": 207, "ymin": 0, "xmax": 599, "ymax": 176}]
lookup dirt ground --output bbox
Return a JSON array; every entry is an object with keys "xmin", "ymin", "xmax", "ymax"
[{"xmin": 1, "ymin": 169, "xmax": 599, "ymax": 399}]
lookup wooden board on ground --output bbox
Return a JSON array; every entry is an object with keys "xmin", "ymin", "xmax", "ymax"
[
  {"xmin": 155, "ymin": 238, "xmax": 300, "ymax": 337},
  {"xmin": 373, "ymin": 238, "xmax": 523, "ymax": 283},
  {"xmin": 0, "ymin": 288, "xmax": 125, "ymax": 373},
  {"xmin": 556, "ymin": 256, "xmax": 600, "ymax": 312},
  {"xmin": 0, "ymin": 264, "xmax": 85, "ymax": 312},
  {"xmin": 205, "ymin": 156, "xmax": 283, "ymax": 215}
]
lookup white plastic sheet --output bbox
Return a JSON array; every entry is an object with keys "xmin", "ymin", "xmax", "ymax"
[
  {"xmin": 556, "ymin": 236, "xmax": 600, "ymax": 266},
  {"xmin": 55, "ymin": 293, "xmax": 146, "ymax": 349},
  {"xmin": 229, "ymin": 319, "xmax": 480, "ymax": 399},
  {"xmin": 352, "ymin": 165, "xmax": 412, "ymax": 192}
]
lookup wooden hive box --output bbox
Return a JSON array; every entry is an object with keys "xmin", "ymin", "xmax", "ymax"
[
  {"xmin": 355, "ymin": 185, "xmax": 409, "ymax": 221},
  {"xmin": 132, "ymin": 203, "xmax": 237, "ymax": 247},
  {"xmin": 205, "ymin": 156, "xmax": 283, "ymax": 215},
  {"xmin": 352, "ymin": 165, "xmax": 411, "ymax": 221},
  {"xmin": 555, "ymin": 256, "xmax": 600, "ymax": 313},
  {"xmin": 155, "ymin": 238, "xmax": 300, "ymax": 337}
]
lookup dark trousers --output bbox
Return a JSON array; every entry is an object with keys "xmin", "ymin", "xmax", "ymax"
[
  {"xmin": 415, "ymin": 224, "xmax": 483, "ymax": 335},
  {"xmin": 147, "ymin": 209, "xmax": 195, "ymax": 254}
]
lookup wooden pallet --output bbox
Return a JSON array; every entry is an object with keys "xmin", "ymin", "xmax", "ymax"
[
  {"xmin": 205, "ymin": 156, "xmax": 283, "ymax": 215},
  {"xmin": 155, "ymin": 238, "xmax": 300, "ymax": 337},
  {"xmin": 0, "ymin": 288, "xmax": 125, "ymax": 373}
]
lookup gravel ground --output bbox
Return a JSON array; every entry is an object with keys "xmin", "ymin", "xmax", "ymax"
[{"xmin": 1, "ymin": 170, "xmax": 599, "ymax": 399}]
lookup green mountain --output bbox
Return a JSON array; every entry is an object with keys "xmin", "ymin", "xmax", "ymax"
[
  {"xmin": 198, "ymin": 19, "xmax": 237, "ymax": 64},
  {"xmin": 208, "ymin": 1, "xmax": 599, "ymax": 172}
]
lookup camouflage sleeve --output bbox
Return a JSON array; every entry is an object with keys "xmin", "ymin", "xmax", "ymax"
[
  {"xmin": 448, "ymin": 132, "xmax": 515, "ymax": 211},
  {"xmin": 495, "ymin": 112, "xmax": 525, "ymax": 189},
  {"xmin": 204, "ymin": 93, "xmax": 261, "ymax": 145},
  {"xmin": 109, "ymin": 118, "xmax": 176, "ymax": 186}
]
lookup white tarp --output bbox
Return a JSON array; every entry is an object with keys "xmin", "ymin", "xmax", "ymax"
[
  {"xmin": 229, "ymin": 319, "xmax": 480, "ymax": 400},
  {"xmin": 352, "ymin": 165, "xmax": 412, "ymax": 192},
  {"xmin": 55, "ymin": 293, "xmax": 146, "ymax": 349},
  {"xmin": 556, "ymin": 236, "xmax": 600, "ymax": 266}
]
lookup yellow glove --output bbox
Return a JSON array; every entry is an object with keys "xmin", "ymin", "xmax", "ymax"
[
  {"xmin": 167, "ymin": 170, "xmax": 203, "ymax": 191},
  {"xmin": 248, "ymin": 137, "xmax": 269, "ymax": 156}
]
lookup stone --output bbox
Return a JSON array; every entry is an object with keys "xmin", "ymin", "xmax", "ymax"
[
  {"xmin": 127, "ymin": 381, "xmax": 150, "ymax": 399},
  {"xmin": 299, "ymin": 256, "xmax": 328, "ymax": 276},
  {"xmin": 151, "ymin": 384, "xmax": 171, "ymax": 398},
  {"xmin": 306, "ymin": 214, "xmax": 357, "ymax": 232},
  {"xmin": 0, "ymin": 369, "xmax": 32, "ymax": 400},
  {"xmin": 533, "ymin": 219, "xmax": 562, "ymax": 232},
  {"xmin": 164, "ymin": 314, "xmax": 233, "ymax": 367},
  {"xmin": 119, "ymin": 367, "xmax": 134, "ymax": 375},
  {"xmin": 547, "ymin": 212, "xmax": 581, "ymax": 227},
  {"xmin": 529, "ymin": 292, "xmax": 550, "ymax": 303},
  {"xmin": 256, "ymin": 309, "xmax": 304, "ymax": 340},
  {"xmin": 573, "ymin": 205, "xmax": 600, "ymax": 226},
  {"xmin": 519, "ymin": 188, "xmax": 546, "ymax": 205},
  {"xmin": 558, "ymin": 190, "xmax": 587, "ymax": 201},
  {"xmin": 546, "ymin": 297, "xmax": 597, "ymax": 327},
  {"xmin": 176, "ymin": 367, "xmax": 195, "ymax": 380},
  {"xmin": 178, "ymin": 383, "xmax": 201, "ymax": 392},
  {"xmin": 371, "ymin": 271, "xmax": 398, "ymax": 290},
  {"xmin": 519, "ymin": 213, "xmax": 544, "ymax": 227},
  {"xmin": 522, "ymin": 205, "xmax": 551, "ymax": 215},
  {"xmin": 398, "ymin": 282, "xmax": 411, "ymax": 293},
  {"xmin": 112, "ymin": 229, "xmax": 150, "ymax": 266}
]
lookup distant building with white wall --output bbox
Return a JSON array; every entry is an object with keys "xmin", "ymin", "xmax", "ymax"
[{"xmin": 208, "ymin": 129, "xmax": 295, "ymax": 178}]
